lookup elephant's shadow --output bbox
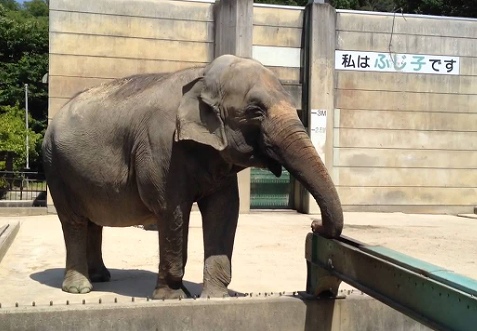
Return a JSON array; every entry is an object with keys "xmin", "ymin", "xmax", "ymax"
[{"xmin": 30, "ymin": 268, "xmax": 243, "ymax": 298}]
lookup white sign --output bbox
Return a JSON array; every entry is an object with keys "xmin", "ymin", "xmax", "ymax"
[
  {"xmin": 310, "ymin": 109, "xmax": 327, "ymax": 161},
  {"xmin": 252, "ymin": 46, "xmax": 301, "ymax": 68},
  {"xmin": 335, "ymin": 50, "xmax": 460, "ymax": 75}
]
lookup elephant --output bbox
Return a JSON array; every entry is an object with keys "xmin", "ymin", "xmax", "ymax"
[{"xmin": 42, "ymin": 54, "xmax": 343, "ymax": 299}]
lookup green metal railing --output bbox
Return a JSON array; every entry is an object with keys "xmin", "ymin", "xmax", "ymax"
[{"xmin": 306, "ymin": 233, "xmax": 477, "ymax": 331}]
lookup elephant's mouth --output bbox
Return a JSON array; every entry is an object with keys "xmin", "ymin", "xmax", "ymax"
[
  {"xmin": 266, "ymin": 158, "xmax": 282, "ymax": 177},
  {"xmin": 249, "ymin": 153, "xmax": 282, "ymax": 177}
]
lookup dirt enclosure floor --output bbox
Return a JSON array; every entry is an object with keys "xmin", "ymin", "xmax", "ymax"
[{"xmin": 0, "ymin": 211, "xmax": 476, "ymax": 308}]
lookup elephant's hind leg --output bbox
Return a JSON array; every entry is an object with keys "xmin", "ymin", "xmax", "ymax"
[
  {"xmin": 87, "ymin": 220, "xmax": 111, "ymax": 282},
  {"xmin": 58, "ymin": 212, "xmax": 93, "ymax": 294}
]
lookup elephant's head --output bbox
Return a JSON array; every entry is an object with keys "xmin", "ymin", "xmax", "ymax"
[{"xmin": 175, "ymin": 55, "xmax": 343, "ymax": 238}]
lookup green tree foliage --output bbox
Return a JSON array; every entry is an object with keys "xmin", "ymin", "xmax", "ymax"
[
  {"xmin": 355, "ymin": 0, "xmax": 395, "ymax": 11},
  {"xmin": 0, "ymin": 0, "xmax": 48, "ymax": 171},
  {"xmin": 396, "ymin": 0, "xmax": 477, "ymax": 18},
  {"xmin": 330, "ymin": 0, "xmax": 359, "ymax": 10},
  {"xmin": 0, "ymin": 0, "xmax": 19, "ymax": 11},
  {"xmin": 255, "ymin": 0, "xmax": 308, "ymax": 6},
  {"xmin": 23, "ymin": 0, "xmax": 49, "ymax": 17},
  {"xmin": 0, "ymin": 105, "xmax": 41, "ymax": 171},
  {"xmin": 255, "ymin": 0, "xmax": 477, "ymax": 17}
]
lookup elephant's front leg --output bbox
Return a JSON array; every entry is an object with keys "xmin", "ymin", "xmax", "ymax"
[
  {"xmin": 198, "ymin": 176, "xmax": 239, "ymax": 298},
  {"xmin": 152, "ymin": 204, "xmax": 191, "ymax": 300}
]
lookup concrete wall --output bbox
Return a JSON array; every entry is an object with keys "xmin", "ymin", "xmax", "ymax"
[
  {"xmin": 333, "ymin": 11, "xmax": 477, "ymax": 213},
  {"xmin": 48, "ymin": 0, "xmax": 214, "ymax": 120},
  {"xmin": 252, "ymin": 4, "xmax": 303, "ymax": 112},
  {"xmin": 0, "ymin": 295, "xmax": 431, "ymax": 331}
]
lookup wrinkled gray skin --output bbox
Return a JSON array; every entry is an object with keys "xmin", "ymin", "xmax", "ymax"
[{"xmin": 42, "ymin": 55, "xmax": 343, "ymax": 299}]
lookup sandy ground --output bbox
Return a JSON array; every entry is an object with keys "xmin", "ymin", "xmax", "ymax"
[{"xmin": 0, "ymin": 211, "xmax": 476, "ymax": 308}]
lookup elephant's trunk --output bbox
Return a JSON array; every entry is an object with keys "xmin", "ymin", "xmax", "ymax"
[{"xmin": 263, "ymin": 102, "xmax": 343, "ymax": 238}]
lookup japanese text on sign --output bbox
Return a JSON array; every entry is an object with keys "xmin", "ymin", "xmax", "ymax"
[{"xmin": 335, "ymin": 51, "xmax": 460, "ymax": 75}]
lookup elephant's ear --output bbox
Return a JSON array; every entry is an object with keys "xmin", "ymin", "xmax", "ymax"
[{"xmin": 175, "ymin": 77, "xmax": 227, "ymax": 151}]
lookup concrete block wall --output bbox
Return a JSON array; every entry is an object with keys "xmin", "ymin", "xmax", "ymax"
[
  {"xmin": 333, "ymin": 11, "xmax": 477, "ymax": 213},
  {"xmin": 48, "ymin": 0, "xmax": 214, "ymax": 121}
]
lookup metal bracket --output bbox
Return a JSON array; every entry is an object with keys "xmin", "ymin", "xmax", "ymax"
[{"xmin": 305, "ymin": 233, "xmax": 341, "ymax": 297}]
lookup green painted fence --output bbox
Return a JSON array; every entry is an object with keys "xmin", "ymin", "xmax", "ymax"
[{"xmin": 250, "ymin": 168, "xmax": 291, "ymax": 209}]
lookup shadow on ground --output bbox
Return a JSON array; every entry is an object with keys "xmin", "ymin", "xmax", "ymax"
[{"xmin": 30, "ymin": 268, "xmax": 244, "ymax": 298}]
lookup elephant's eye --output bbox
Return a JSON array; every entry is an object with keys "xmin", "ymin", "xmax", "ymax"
[{"xmin": 244, "ymin": 105, "xmax": 264, "ymax": 123}]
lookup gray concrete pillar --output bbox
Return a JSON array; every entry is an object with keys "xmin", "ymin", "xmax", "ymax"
[
  {"xmin": 214, "ymin": 0, "xmax": 254, "ymax": 213},
  {"xmin": 299, "ymin": 2, "xmax": 337, "ymax": 214},
  {"xmin": 214, "ymin": 0, "xmax": 253, "ymax": 58}
]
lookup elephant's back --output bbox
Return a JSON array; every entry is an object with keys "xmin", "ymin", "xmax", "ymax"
[
  {"xmin": 48, "ymin": 75, "xmax": 167, "ymax": 148},
  {"xmin": 51, "ymin": 67, "xmax": 204, "ymax": 133},
  {"xmin": 47, "ymin": 67, "xmax": 205, "ymax": 167}
]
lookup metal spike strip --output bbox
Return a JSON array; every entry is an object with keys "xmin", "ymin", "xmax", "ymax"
[{"xmin": 0, "ymin": 290, "xmax": 317, "ymax": 308}]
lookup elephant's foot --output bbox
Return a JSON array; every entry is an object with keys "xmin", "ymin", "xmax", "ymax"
[
  {"xmin": 62, "ymin": 270, "xmax": 93, "ymax": 294},
  {"xmin": 201, "ymin": 285, "xmax": 229, "ymax": 298},
  {"xmin": 152, "ymin": 286, "xmax": 189, "ymax": 300},
  {"xmin": 89, "ymin": 265, "xmax": 111, "ymax": 283},
  {"xmin": 201, "ymin": 255, "xmax": 231, "ymax": 298}
]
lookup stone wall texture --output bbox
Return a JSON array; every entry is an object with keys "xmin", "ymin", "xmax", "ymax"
[{"xmin": 333, "ymin": 11, "xmax": 477, "ymax": 213}]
